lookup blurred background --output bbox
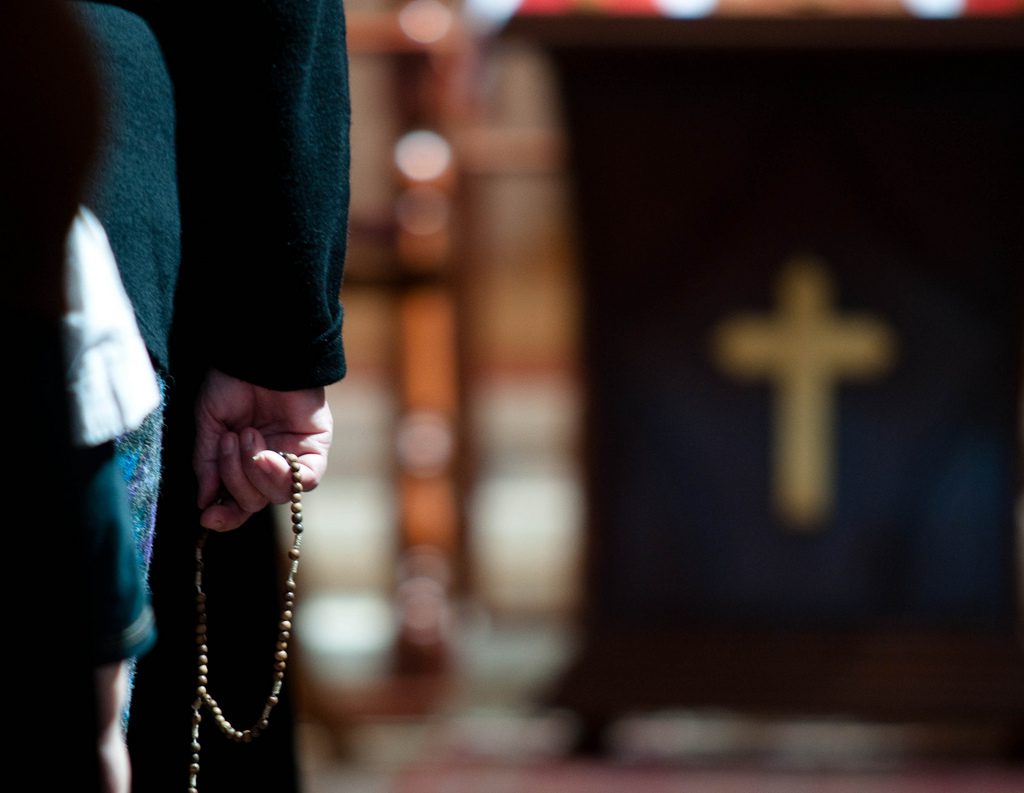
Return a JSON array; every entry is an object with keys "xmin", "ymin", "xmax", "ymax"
[{"xmin": 283, "ymin": 1, "xmax": 1024, "ymax": 790}]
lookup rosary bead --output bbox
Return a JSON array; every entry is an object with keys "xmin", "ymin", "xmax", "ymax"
[{"xmin": 190, "ymin": 450, "xmax": 306, "ymax": 792}]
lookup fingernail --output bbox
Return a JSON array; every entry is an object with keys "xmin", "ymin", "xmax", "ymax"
[
  {"xmin": 243, "ymin": 429, "xmax": 256, "ymax": 450},
  {"xmin": 221, "ymin": 433, "xmax": 236, "ymax": 454}
]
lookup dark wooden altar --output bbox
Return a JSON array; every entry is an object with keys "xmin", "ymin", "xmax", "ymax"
[{"xmin": 504, "ymin": 14, "xmax": 1024, "ymax": 753}]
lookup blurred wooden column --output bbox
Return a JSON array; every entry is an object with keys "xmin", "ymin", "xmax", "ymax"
[{"xmin": 347, "ymin": 1, "xmax": 473, "ymax": 690}]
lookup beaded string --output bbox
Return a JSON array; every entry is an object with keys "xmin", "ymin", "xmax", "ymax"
[{"xmin": 189, "ymin": 451, "xmax": 305, "ymax": 793}]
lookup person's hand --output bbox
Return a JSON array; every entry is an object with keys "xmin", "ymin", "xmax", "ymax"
[{"xmin": 194, "ymin": 368, "xmax": 333, "ymax": 531}]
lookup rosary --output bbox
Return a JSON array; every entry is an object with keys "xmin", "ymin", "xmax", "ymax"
[{"xmin": 189, "ymin": 452, "xmax": 305, "ymax": 793}]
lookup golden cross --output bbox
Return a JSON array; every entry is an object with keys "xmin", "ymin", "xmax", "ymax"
[{"xmin": 711, "ymin": 257, "xmax": 896, "ymax": 531}]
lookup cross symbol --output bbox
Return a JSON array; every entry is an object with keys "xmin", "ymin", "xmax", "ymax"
[{"xmin": 711, "ymin": 257, "xmax": 896, "ymax": 531}]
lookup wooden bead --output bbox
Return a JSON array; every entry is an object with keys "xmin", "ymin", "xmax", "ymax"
[{"xmin": 190, "ymin": 448, "xmax": 309, "ymax": 791}]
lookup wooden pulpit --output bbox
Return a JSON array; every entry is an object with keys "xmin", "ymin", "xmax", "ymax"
[{"xmin": 504, "ymin": 14, "xmax": 1024, "ymax": 751}]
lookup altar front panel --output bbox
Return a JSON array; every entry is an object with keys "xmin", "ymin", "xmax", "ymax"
[{"xmin": 560, "ymin": 41, "xmax": 1024, "ymax": 630}]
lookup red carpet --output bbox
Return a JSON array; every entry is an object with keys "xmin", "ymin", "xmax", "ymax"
[{"xmin": 392, "ymin": 762, "xmax": 1024, "ymax": 793}]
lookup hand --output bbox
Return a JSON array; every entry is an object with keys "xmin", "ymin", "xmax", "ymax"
[{"xmin": 194, "ymin": 369, "xmax": 333, "ymax": 531}]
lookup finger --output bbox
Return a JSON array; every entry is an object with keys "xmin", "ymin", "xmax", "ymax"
[
  {"xmin": 241, "ymin": 427, "xmax": 306, "ymax": 505},
  {"xmin": 218, "ymin": 431, "xmax": 268, "ymax": 514},
  {"xmin": 195, "ymin": 458, "xmax": 222, "ymax": 510},
  {"xmin": 199, "ymin": 498, "xmax": 253, "ymax": 532},
  {"xmin": 247, "ymin": 446, "xmax": 293, "ymax": 504},
  {"xmin": 194, "ymin": 432, "xmax": 224, "ymax": 510},
  {"xmin": 250, "ymin": 446, "xmax": 327, "ymax": 503},
  {"xmin": 295, "ymin": 446, "xmax": 329, "ymax": 491}
]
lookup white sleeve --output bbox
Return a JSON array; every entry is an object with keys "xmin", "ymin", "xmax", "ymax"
[{"xmin": 63, "ymin": 205, "xmax": 161, "ymax": 447}]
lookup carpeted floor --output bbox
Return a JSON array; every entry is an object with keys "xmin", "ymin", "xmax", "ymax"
[
  {"xmin": 297, "ymin": 621, "xmax": 1024, "ymax": 793},
  {"xmin": 390, "ymin": 762, "xmax": 1024, "ymax": 793}
]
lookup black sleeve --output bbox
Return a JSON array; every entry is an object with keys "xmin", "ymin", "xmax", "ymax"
[{"xmin": 153, "ymin": 0, "xmax": 351, "ymax": 390}]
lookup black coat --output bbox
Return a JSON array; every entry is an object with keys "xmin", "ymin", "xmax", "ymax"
[{"xmin": 69, "ymin": 4, "xmax": 351, "ymax": 791}]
